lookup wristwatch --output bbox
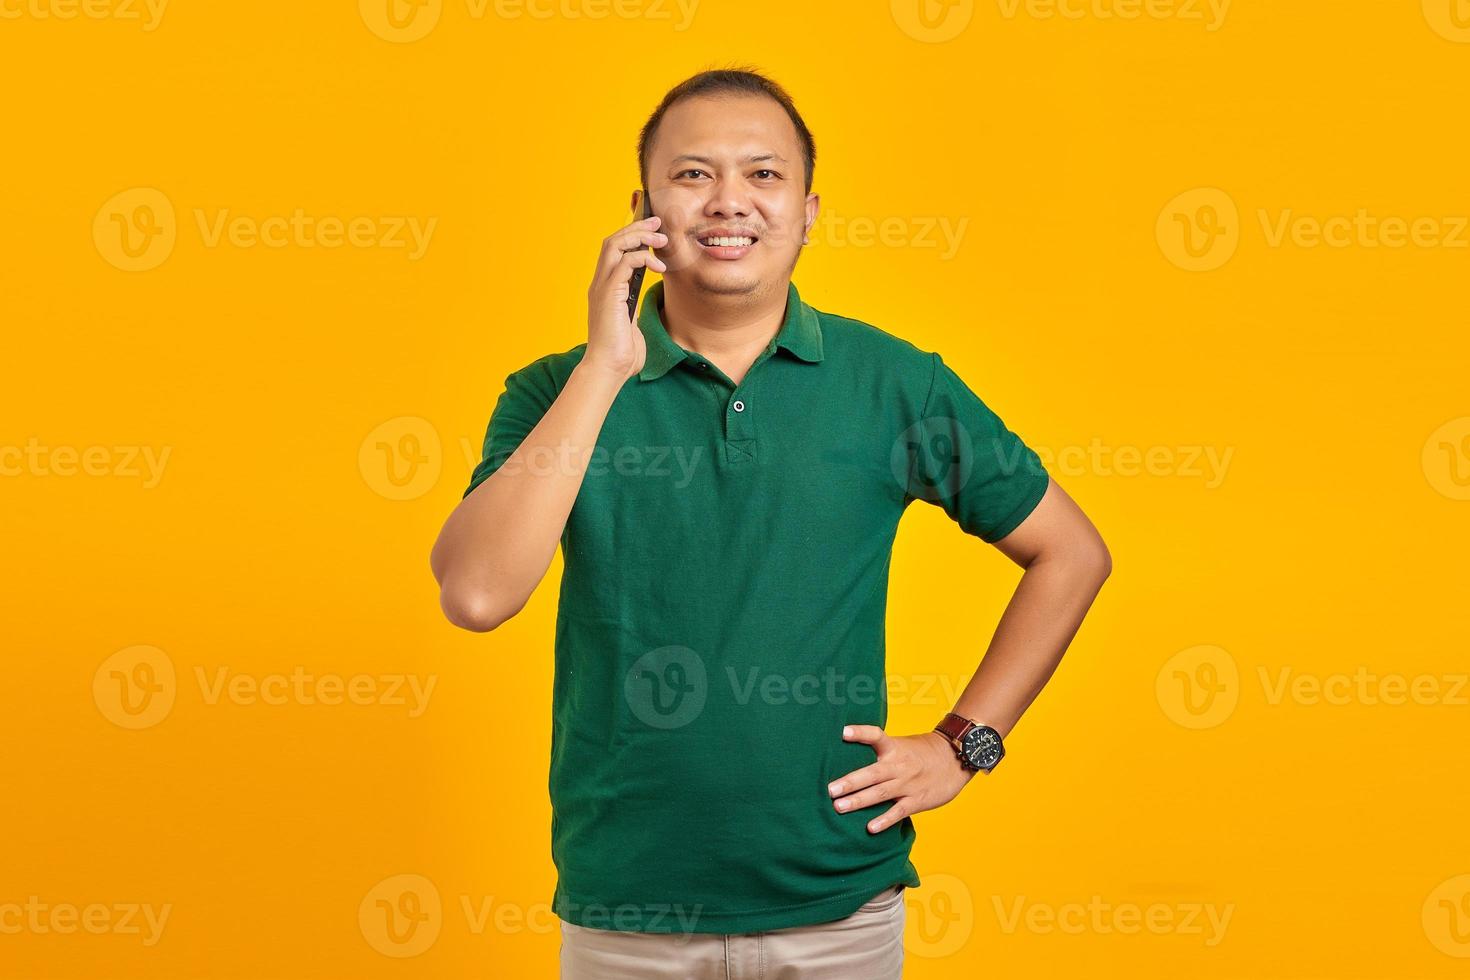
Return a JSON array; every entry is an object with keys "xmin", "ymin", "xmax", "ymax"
[{"xmin": 934, "ymin": 713, "xmax": 1005, "ymax": 773}]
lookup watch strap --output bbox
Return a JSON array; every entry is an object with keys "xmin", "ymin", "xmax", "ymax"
[{"xmin": 934, "ymin": 711, "xmax": 974, "ymax": 747}]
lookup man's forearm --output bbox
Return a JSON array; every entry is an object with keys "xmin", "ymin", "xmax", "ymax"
[
  {"xmin": 430, "ymin": 361, "xmax": 626, "ymax": 631},
  {"xmin": 948, "ymin": 548, "xmax": 1111, "ymax": 739}
]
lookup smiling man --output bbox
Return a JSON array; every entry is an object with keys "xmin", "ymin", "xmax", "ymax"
[{"xmin": 430, "ymin": 68, "xmax": 1111, "ymax": 979}]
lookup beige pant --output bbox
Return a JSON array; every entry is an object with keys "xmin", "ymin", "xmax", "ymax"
[{"xmin": 559, "ymin": 884, "xmax": 906, "ymax": 979}]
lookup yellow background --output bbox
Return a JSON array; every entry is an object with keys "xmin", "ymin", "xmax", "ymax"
[{"xmin": 3, "ymin": 0, "xmax": 1468, "ymax": 976}]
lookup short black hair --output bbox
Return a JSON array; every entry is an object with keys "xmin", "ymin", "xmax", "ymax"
[{"xmin": 638, "ymin": 67, "xmax": 817, "ymax": 194}]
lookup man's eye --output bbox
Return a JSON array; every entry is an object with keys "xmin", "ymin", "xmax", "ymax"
[
  {"xmin": 753, "ymin": 170, "xmax": 780, "ymax": 180},
  {"xmin": 677, "ymin": 169, "xmax": 707, "ymax": 179}
]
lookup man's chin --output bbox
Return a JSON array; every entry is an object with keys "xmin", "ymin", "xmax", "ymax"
[{"xmin": 687, "ymin": 268, "xmax": 764, "ymax": 297}]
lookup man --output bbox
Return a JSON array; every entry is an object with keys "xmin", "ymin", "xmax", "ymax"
[{"xmin": 430, "ymin": 68, "xmax": 1111, "ymax": 979}]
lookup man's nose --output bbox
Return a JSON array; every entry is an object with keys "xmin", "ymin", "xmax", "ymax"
[{"xmin": 704, "ymin": 180, "xmax": 754, "ymax": 218}]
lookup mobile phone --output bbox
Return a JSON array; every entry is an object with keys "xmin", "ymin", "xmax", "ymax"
[{"xmin": 627, "ymin": 188, "xmax": 653, "ymax": 323}]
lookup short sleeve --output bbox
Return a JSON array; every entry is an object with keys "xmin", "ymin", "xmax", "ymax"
[
  {"xmin": 902, "ymin": 352, "xmax": 1050, "ymax": 542},
  {"xmin": 462, "ymin": 361, "xmax": 560, "ymax": 498}
]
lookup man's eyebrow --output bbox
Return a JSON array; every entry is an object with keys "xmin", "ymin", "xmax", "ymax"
[{"xmin": 669, "ymin": 153, "xmax": 789, "ymax": 167}]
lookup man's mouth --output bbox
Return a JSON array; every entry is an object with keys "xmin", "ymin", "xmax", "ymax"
[
  {"xmin": 695, "ymin": 231, "xmax": 759, "ymax": 259},
  {"xmin": 697, "ymin": 235, "xmax": 757, "ymax": 247}
]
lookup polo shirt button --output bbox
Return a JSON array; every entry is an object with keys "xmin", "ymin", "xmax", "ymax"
[
  {"xmin": 697, "ymin": 362, "xmax": 708, "ymax": 370},
  {"xmin": 732, "ymin": 400, "xmax": 745, "ymax": 412}
]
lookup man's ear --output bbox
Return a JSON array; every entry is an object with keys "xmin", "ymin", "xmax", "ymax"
[
  {"xmin": 630, "ymin": 189, "xmax": 644, "ymax": 217},
  {"xmin": 804, "ymin": 193, "xmax": 821, "ymax": 244}
]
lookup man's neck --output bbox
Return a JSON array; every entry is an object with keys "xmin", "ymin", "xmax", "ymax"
[{"xmin": 661, "ymin": 280, "xmax": 790, "ymax": 385}]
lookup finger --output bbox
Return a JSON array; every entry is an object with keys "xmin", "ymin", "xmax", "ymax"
[
  {"xmin": 827, "ymin": 762, "xmax": 887, "ymax": 798},
  {"xmin": 832, "ymin": 779, "xmax": 902, "ymax": 815},
  {"xmin": 593, "ymin": 251, "xmax": 666, "ymax": 299},
  {"xmin": 593, "ymin": 251, "xmax": 670, "ymax": 304},
  {"xmin": 596, "ymin": 235, "xmax": 669, "ymax": 284},
  {"xmin": 842, "ymin": 724, "xmax": 885, "ymax": 746},
  {"xmin": 603, "ymin": 224, "xmax": 667, "ymax": 257},
  {"xmin": 867, "ymin": 799, "xmax": 911, "ymax": 835},
  {"xmin": 615, "ymin": 250, "xmax": 666, "ymax": 276}
]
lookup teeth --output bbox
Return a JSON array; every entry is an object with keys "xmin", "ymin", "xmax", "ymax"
[{"xmin": 703, "ymin": 236, "xmax": 754, "ymax": 247}]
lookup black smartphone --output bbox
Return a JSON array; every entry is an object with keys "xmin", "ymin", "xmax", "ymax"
[{"xmin": 626, "ymin": 188, "xmax": 653, "ymax": 323}]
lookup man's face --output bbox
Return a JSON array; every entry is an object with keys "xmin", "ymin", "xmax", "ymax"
[{"xmin": 643, "ymin": 94, "xmax": 818, "ymax": 300}]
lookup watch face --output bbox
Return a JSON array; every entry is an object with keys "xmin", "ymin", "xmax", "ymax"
[{"xmin": 960, "ymin": 725, "xmax": 1004, "ymax": 771}]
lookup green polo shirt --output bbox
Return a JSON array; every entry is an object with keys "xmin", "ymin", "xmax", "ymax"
[{"xmin": 463, "ymin": 280, "xmax": 1050, "ymax": 934}]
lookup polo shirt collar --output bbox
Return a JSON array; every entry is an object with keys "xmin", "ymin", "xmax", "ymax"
[{"xmin": 635, "ymin": 281, "xmax": 824, "ymax": 382}]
